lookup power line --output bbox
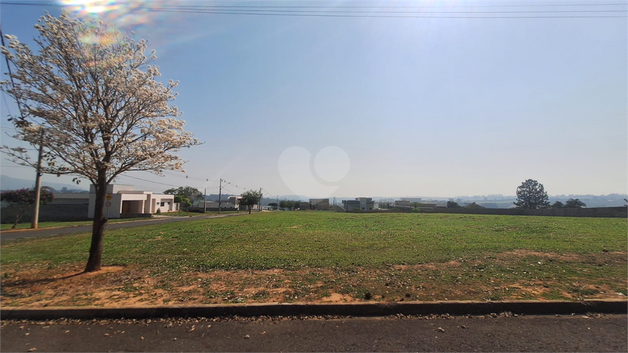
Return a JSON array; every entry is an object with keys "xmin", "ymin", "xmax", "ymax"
[
  {"xmin": 222, "ymin": 187, "xmax": 236, "ymax": 194},
  {"xmin": 157, "ymin": 171, "xmax": 269, "ymax": 194},
  {"xmin": 0, "ymin": 163, "xmax": 30, "ymax": 168},
  {"xmin": 3, "ymin": 1, "xmax": 626, "ymax": 8},
  {"xmin": 139, "ymin": 7, "xmax": 628, "ymax": 19},
  {"xmin": 117, "ymin": 174, "xmax": 186, "ymax": 188},
  {"xmin": 161, "ymin": 169, "xmax": 210, "ymax": 182},
  {"xmin": 117, "ymin": 173, "xmax": 220, "ymax": 191},
  {"xmin": 1, "ymin": 1, "xmax": 626, "ymax": 18}
]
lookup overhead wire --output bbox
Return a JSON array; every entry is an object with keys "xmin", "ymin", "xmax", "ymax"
[
  {"xmin": 155, "ymin": 170, "xmax": 270, "ymax": 194},
  {"xmin": 132, "ymin": 5, "xmax": 628, "ymax": 19},
  {"xmin": 1, "ymin": 1, "xmax": 626, "ymax": 18}
]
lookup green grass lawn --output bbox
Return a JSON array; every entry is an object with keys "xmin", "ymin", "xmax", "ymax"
[{"xmin": 1, "ymin": 212, "xmax": 626, "ymax": 306}]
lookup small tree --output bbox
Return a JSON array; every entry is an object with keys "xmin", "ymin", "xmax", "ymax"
[
  {"xmin": 514, "ymin": 179, "xmax": 550, "ymax": 209},
  {"xmin": 465, "ymin": 202, "xmax": 484, "ymax": 209},
  {"xmin": 551, "ymin": 201, "xmax": 564, "ymax": 209},
  {"xmin": 164, "ymin": 186, "xmax": 201, "ymax": 210},
  {"xmin": 279, "ymin": 200, "xmax": 297, "ymax": 210},
  {"xmin": 1, "ymin": 12, "xmax": 200, "ymax": 272},
  {"xmin": 240, "ymin": 190, "xmax": 262, "ymax": 214},
  {"xmin": 173, "ymin": 195, "xmax": 191, "ymax": 211},
  {"xmin": 564, "ymin": 198, "xmax": 586, "ymax": 208},
  {"xmin": 447, "ymin": 201, "xmax": 461, "ymax": 208},
  {"xmin": 1, "ymin": 187, "xmax": 54, "ymax": 228}
]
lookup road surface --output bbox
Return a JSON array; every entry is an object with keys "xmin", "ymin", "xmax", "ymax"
[{"xmin": 2, "ymin": 314, "xmax": 626, "ymax": 352}]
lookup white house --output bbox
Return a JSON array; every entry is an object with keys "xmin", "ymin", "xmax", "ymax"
[{"xmin": 85, "ymin": 184, "xmax": 176, "ymax": 218}]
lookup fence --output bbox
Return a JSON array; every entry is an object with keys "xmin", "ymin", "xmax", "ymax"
[
  {"xmin": 348, "ymin": 207, "xmax": 627, "ymax": 218},
  {"xmin": 1, "ymin": 203, "xmax": 90, "ymax": 224}
]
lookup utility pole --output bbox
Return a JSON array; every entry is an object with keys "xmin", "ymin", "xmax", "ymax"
[
  {"xmin": 259, "ymin": 187, "xmax": 262, "ymax": 212},
  {"xmin": 218, "ymin": 178, "xmax": 222, "ymax": 214},
  {"xmin": 203, "ymin": 188, "xmax": 207, "ymax": 213},
  {"xmin": 31, "ymin": 129, "xmax": 44, "ymax": 229}
]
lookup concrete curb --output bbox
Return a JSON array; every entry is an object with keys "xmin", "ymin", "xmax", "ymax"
[{"xmin": 2, "ymin": 300, "xmax": 626, "ymax": 320}]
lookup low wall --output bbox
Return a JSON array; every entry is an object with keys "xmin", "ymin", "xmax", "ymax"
[
  {"xmin": 187, "ymin": 207, "xmax": 239, "ymax": 213},
  {"xmin": 349, "ymin": 207, "xmax": 627, "ymax": 218},
  {"xmin": 1, "ymin": 203, "xmax": 90, "ymax": 224},
  {"xmin": 120, "ymin": 213, "xmax": 152, "ymax": 219}
]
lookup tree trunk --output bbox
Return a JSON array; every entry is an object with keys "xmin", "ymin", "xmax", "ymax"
[
  {"xmin": 248, "ymin": 206, "xmax": 252, "ymax": 214},
  {"xmin": 12, "ymin": 213, "xmax": 21, "ymax": 229},
  {"xmin": 85, "ymin": 176, "xmax": 108, "ymax": 272}
]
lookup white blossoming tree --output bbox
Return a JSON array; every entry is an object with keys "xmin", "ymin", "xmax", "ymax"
[{"xmin": 1, "ymin": 12, "xmax": 200, "ymax": 272}]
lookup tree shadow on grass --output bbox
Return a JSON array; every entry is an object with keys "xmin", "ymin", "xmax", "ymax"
[
  {"xmin": 1, "ymin": 271, "xmax": 84, "ymax": 289},
  {"xmin": 0, "ymin": 266, "xmax": 123, "ymax": 290}
]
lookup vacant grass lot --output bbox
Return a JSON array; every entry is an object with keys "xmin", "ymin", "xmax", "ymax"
[{"xmin": 1, "ymin": 212, "xmax": 626, "ymax": 307}]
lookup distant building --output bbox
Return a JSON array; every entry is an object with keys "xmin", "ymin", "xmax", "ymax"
[
  {"xmin": 394, "ymin": 200, "xmax": 412, "ymax": 209},
  {"xmin": 309, "ymin": 198, "xmax": 330, "ymax": 210},
  {"xmin": 343, "ymin": 197, "xmax": 374, "ymax": 211},
  {"xmin": 195, "ymin": 195, "xmax": 242, "ymax": 210},
  {"xmin": 376, "ymin": 201, "xmax": 392, "ymax": 209}
]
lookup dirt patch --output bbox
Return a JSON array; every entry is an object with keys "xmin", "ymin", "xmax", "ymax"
[
  {"xmin": 2, "ymin": 252, "xmax": 626, "ymax": 308},
  {"xmin": 393, "ymin": 260, "xmax": 465, "ymax": 271},
  {"xmin": 322, "ymin": 293, "xmax": 358, "ymax": 303},
  {"xmin": 498, "ymin": 250, "xmax": 585, "ymax": 262}
]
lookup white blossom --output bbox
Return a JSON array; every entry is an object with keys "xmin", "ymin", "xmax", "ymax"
[{"xmin": 1, "ymin": 11, "xmax": 200, "ymax": 186}]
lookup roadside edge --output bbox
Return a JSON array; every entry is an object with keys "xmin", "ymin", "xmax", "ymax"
[{"xmin": 2, "ymin": 300, "xmax": 626, "ymax": 320}]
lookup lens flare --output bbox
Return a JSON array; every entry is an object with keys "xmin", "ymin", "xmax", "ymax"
[
  {"xmin": 60, "ymin": 0, "xmax": 119, "ymax": 14},
  {"xmin": 57, "ymin": 0, "xmax": 190, "ymax": 56},
  {"xmin": 58, "ymin": 0, "xmax": 185, "ymax": 34}
]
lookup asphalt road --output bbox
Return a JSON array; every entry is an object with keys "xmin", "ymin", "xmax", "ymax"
[
  {"xmin": 2, "ymin": 314, "xmax": 626, "ymax": 352},
  {"xmin": 0, "ymin": 213, "xmax": 247, "ymax": 241}
]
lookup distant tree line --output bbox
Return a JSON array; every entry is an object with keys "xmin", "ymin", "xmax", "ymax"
[
  {"xmin": 447, "ymin": 201, "xmax": 485, "ymax": 209},
  {"xmin": 514, "ymin": 179, "xmax": 586, "ymax": 209},
  {"xmin": 279, "ymin": 200, "xmax": 300, "ymax": 209},
  {"xmin": 551, "ymin": 198, "xmax": 586, "ymax": 209}
]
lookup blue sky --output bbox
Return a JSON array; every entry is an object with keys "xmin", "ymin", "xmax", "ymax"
[{"xmin": 1, "ymin": 0, "xmax": 626, "ymax": 198}]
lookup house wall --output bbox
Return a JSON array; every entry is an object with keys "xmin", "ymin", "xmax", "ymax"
[
  {"xmin": 87, "ymin": 186, "xmax": 164, "ymax": 218},
  {"xmin": 154, "ymin": 195, "xmax": 175, "ymax": 213},
  {"xmin": 89, "ymin": 193, "xmax": 124, "ymax": 219}
]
